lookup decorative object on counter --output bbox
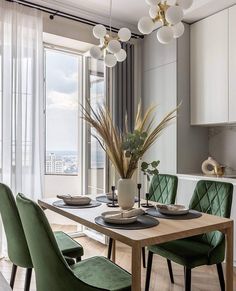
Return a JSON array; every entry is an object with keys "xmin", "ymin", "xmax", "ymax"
[
  {"xmin": 141, "ymin": 160, "xmax": 160, "ymax": 193},
  {"xmin": 82, "ymin": 101, "xmax": 177, "ymax": 210},
  {"xmin": 214, "ymin": 165, "xmax": 225, "ymax": 177},
  {"xmin": 89, "ymin": 0, "xmax": 131, "ymax": 67},
  {"xmin": 201, "ymin": 157, "xmax": 220, "ymax": 175},
  {"xmin": 107, "ymin": 186, "xmax": 119, "ymax": 208},
  {"xmin": 141, "ymin": 193, "xmax": 154, "ymax": 208},
  {"xmin": 138, "ymin": 0, "xmax": 193, "ymax": 44},
  {"xmin": 137, "ymin": 183, "xmax": 142, "ymax": 208}
]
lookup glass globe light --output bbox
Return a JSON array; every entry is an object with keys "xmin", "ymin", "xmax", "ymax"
[
  {"xmin": 115, "ymin": 49, "xmax": 127, "ymax": 62},
  {"xmin": 107, "ymin": 40, "xmax": 121, "ymax": 54},
  {"xmin": 118, "ymin": 28, "xmax": 131, "ymax": 42},
  {"xmin": 90, "ymin": 46, "xmax": 102, "ymax": 59},
  {"xmin": 105, "ymin": 54, "xmax": 117, "ymax": 68},
  {"xmin": 145, "ymin": 0, "xmax": 161, "ymax": 6},
  {"xmin": 157, "ymin": 26, "xmax": 174, "ymax": 44},
  {"xmin": 138, "ymin": 16, "xmax": 155, "ymax": 35},
  {"xmin": 172, "ymin": 22, "xmax": 185, "ymax": 38},
  {"xmin": 149, "ymin": 5, "xmax": 160, "ymax": 19},
  {"xmin": 177, "ymin": 0, "xmax": 193, "ymax": 10},
  {"xmin": 93, "ymin": 24, "xmax": 107, "ymax": 39},
  {"xmin": 166, "ymin": 6, "xmax": 184, "ymax": 25}
]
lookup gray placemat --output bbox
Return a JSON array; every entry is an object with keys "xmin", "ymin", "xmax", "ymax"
[
  {"xmin": 96, "ymin": 195, "xmax": 139, "ymax": 204},
  {"xmin": 146, "ymin": 208, "xmax": 202, "ymax": 220},
  {"xmin": 53, "ymin": 200, "xmax": 102, "ymax": 209},
  {"xmin": 95, "ymin": 215, "xmax": 159, "ymax": 230}
]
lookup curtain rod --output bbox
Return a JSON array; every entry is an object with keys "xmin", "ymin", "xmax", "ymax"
[{"xmin": 6, "ymin": 0, "xmax": 143, "ymax": 39}]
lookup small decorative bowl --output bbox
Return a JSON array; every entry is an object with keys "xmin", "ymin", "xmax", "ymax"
[{"xmin": 57, "ymin": 195, "xmax": 91, "ymax": 206}]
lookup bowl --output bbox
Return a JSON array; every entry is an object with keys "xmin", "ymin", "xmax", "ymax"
[
  {"xmin": 57, "ymin": 195, "xmax": 91, "ymax": 206},
  {"xmin": 157, "ymin": 204, "xmax": 189, "ymax": 216}
]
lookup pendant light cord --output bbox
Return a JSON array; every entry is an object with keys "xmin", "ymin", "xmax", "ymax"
[{"xmin": 109, "ymin": 0, "xmax": 112, "ymax": 34}]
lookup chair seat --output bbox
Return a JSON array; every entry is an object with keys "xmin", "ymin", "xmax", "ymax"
[
  {"xmin": 71, "ymin": 256, "xmax": 131, "ymax": 291},
  {"xmin": 54, "ymin": 231, "xmax": 84, "ymax": 259},
  {"xmin": 148, "ymin": 238, "xmax": 212, "ymax": 269}
]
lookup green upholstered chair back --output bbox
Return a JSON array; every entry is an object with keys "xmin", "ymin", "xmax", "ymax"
[
  {"xmin": 189, "ymin": 180, "xmax": 233, "ymax": 248},
  {"xmin": 16, "ymin": 193, "xmax": 103, "ymax": 291},
  {"xmin": 0, "ymin": 183, "xmax": 32, "ymax": 267},
  {"xmin": 149, "ymin": 174, "xmax": 178, "ymax": 204}
]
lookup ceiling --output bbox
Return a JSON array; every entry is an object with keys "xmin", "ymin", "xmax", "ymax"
[{"xmin": 33, "ymin": 0, "xmax": 236, "ymax": 33}]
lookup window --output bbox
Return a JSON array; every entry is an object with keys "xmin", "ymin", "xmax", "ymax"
[
  {"xmin": 88, "ymin": 59, "xmax": 105, "ymax": 169},
  {"xmin": 45, "ymin": 48, "xmax": 82, "ymax": 175}
]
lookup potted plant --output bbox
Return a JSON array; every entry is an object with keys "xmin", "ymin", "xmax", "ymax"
[{"xmin": 82, "ymin": 102, "xmax": 176, "ymax": 209}]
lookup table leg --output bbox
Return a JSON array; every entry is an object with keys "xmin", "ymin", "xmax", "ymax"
[
  {"xmin": 112, "ymin": 240, "xmax": 116, "ymax": 263},
  {"xmin": 131, "ymin": 244, "xmax": 142, "ymax": 291},
  {"xmin": 225, "ymin": 222, "xmax": 234, "ymax": 291}
]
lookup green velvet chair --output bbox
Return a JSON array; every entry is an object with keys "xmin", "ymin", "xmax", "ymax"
[
  {"xmin": 0, "ymin": 183, "xmax": 84, "ymax": 291},
  {"xmin": 16, "ymin": 193, "xmax": 131, "ymax": 291},
  {"xmin": 108, "ymin": 174, "xmax": 178, "ymax": 269},
  {"xmin": 145, "ymin": 180, "xmax": 233, "ymax": 291}
]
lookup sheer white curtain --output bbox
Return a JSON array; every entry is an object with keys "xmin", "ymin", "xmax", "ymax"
[{"xmin": 0, "ymin": 0, "xmax": 44, "ymax": 257}]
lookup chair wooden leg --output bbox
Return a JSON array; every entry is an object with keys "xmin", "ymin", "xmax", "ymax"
[
  {"xmin": 167, "ymin": 259, "xmax": 174, "ymax": 284},
  {"xmin": 10, "ymin": 264, "xmax": 17, "ymax": 288},
  {"xmin": 216, "ymin": 263, "xmax": 225, "ymax": 291},
  {"xmin": 24, "ymin": 268, "xmax": 32, "ymax": 291},
  {"xmin": 107, "ymin": 237, "xmax": 113, "ymax": 260},
  {"xmin": 142, "ymin": 247, "xmax": 146, "ymax": 268},
  {"xmin": 185, "ymin": 267, "xmax": 191, "ymax": 291},
  {"xmin": 145, "ymin": 251, "xmax": 153, "ymax": 291}
]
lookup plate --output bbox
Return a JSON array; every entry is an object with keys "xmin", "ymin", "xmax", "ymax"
[
  {"xmin": 158, "ymin": 204, "xmax": 189, "ymax": 216},
  {"xmin": 106, "ymin": 193, "xmax": 118, "ymax": 201},
  {"xmin": 101, "ymin": 211, "xmax": 137, "ymax": 224},
  {"xmin": 57, "ymin": 195, "xmax": 91, "ymax": 206}
]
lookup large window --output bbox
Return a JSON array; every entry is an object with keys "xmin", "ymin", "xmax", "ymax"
[
  {"xmin": 45, "ymin": 48, "xmax": 82, "ymax": 175},
  {"xmin": 88, "ymin": 60, "xmax": 105, "ymax": 169}
]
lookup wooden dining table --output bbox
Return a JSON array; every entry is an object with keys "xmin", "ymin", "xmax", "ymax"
[{"xmin": 38, "ymin": 198, "xmax": 234, "ymax": 291}]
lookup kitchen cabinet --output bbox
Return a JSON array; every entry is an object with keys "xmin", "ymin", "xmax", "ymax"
[
  {"xmin": 229, "ymin": 6, "xmax": 236, "ymax": 123},
  {"xmin": 190, "ymin": 10, "xmax": 229, "ymax": 125}
]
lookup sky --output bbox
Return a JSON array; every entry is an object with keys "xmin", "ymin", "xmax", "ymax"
[
  {"xmin": 45, "ymin": 49, "xmax": 105, "ymax": 153},
  {"xmin": 46, "ymin": 49, "xmax": 80, "ymax": 152}
]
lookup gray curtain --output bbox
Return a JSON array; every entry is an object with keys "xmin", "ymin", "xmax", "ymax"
[{"xmin": 112, "ymin": 43, "xmax": 135, "ymax": 133}]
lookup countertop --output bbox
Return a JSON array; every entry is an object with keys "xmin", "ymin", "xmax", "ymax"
[{"xmin": 177, "ymin": 173, "xmax": 236, "ymax": 185}]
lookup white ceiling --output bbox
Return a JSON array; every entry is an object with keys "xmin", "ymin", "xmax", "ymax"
[{"xmin": 34, "ymin": 0, "xmax": 236, "ymax": 33}]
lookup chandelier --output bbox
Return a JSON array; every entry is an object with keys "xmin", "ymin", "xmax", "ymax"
[
  {"xmin": 90, "ymin": 0, "xmax": 131, "ymax": 68},
  {"xmin": 138, "ymin": 0, "xmax": 193, "ymax": 44}
]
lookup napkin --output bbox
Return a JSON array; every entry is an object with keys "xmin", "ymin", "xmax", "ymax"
[{"xmin": 105, "ymin": 209, "xmax": 145, "ymax": 220}]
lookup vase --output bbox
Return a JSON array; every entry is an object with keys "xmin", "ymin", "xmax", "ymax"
[{"xmin": 117, "ymin": 178, "xmax": 136, "ymax": 210}]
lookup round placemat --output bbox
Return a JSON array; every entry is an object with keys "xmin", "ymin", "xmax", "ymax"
[
  {"xmin": 95, "ymin": 215, "xmax": 159, "ymax": 230},
  {"xmin": 146, "ymin": 208, "xmax": 202, "ymax": 220},
  {"xmin": 53, "ymin": 200, "xmax": 102, "ymax": 209},
  {"xmin": 96, "ymin": 195, "xmax": 139, "ymax": 204}
]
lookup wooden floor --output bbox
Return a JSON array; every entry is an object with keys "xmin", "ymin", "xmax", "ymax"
[{"xmin": 0, "ymin": 225, "xmax": 235, "ymax": 291}]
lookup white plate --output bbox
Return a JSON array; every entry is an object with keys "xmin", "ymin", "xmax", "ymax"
[
  {"xmin": 106, "ymin": 193, "xmax": 118, "ymax": 201},
  {"xmin": 57, "ymin": 195, "xmax": 91, "ymax": 206},
  {"xmin": 158, "ymin": 205, "xmax": 189, "ymax": 216},
  {"xmin": 101, "ymin": 211, "xmax": 137, "ymax": 224}
]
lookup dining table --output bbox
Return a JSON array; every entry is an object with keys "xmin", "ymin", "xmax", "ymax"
[{"xmin": 38, "ymin": 197, "xmax": 234, "ymax": 291}]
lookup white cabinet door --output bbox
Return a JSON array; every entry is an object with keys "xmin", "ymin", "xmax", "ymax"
[
  {"xmin": 191, "ymin": 10, "xmax": 229, "ymax": 125},
  {"xmin": 229, "ymin": 6, "xmax": 236, "ymax": 123}
]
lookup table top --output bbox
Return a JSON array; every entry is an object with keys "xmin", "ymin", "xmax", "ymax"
[{"xmin": 38, "ymin": 198, "xmax": 233, "ymax": 247}]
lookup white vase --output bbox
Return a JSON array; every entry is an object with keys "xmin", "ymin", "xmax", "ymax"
[{"xmin": 117, "ymin": 178, "xmax": 136, "ymax": 210}]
